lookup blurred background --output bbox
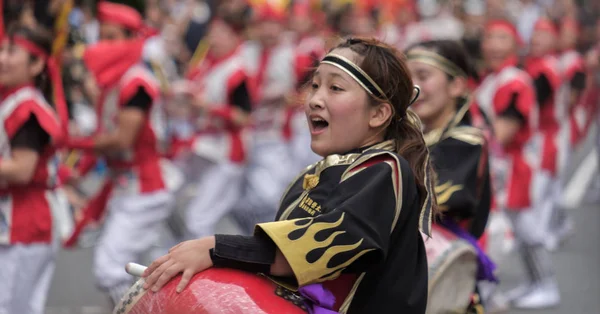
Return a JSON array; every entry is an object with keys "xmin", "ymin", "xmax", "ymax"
[{"xmin": 1, "ymin": 0, "xmax": 598, "ymax": 313}]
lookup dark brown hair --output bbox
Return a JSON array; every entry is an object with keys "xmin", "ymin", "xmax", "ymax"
[
  {"xmin": 407, "ymin": 39, "xmax": 474, "ymax": 80},
  {"xmin": 333, "ymin": 37, "xmax": 439, "ymax": 216},
  {"xmin": 7, "ymin": 25, "xmax": 54, "ymax": 106}
]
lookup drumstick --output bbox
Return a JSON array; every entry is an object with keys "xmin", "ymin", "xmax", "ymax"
[{"xmin": 126, "ymin": 263, "xmax": 148, "ymax": 277}]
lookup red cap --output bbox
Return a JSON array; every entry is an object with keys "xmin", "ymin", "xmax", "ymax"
[
  {"xmin": 486, "ymin": 19, "xmax": 523, "ymax": 46},
  {"xmin": 534, "ymin": 17, "xmax": 558, "ymax": 37},
  {"xmin": 254, "ymin": 3, "xmax": 287, "ymax": 23},
  {"xmin": 97, "ymin": 2, "xmax": 143, "ymax": 32}
]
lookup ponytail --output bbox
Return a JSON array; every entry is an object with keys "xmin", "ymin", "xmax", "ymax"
[{"xmin": 386, "ymin": 110, "xmax": 439, "ymax": 231}]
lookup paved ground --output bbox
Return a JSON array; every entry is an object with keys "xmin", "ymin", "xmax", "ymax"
[{"xmin": 46, "ymin": 129, "xmax": 600, "ymax": 314}]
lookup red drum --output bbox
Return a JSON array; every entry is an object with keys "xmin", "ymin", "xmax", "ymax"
[
  {"xmin": 113, "ymin": 268, "xmax": 308, "ymax": 314},
  {"xmin": 423, "ymin": 225, "xmax": 478, "ymax": 314}
]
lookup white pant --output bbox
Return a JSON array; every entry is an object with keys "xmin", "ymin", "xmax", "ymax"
[
  {"xmin": 506, "ymin": 209, "xmax": 547, "ymax": 246},
  {"xmin": 183, "ymin": 159, "xmax": 245, "ymax": 239},
  {"xmin": 233, "ymin": 139, "xmax": 296, "ymax": 233},
  {"xmin": 94, "ymin": 190, "xmax": 174, "ymax": 292},
  {"xmin": 0, "ymin": 243, "xmax": 56, "ymax": 314}
]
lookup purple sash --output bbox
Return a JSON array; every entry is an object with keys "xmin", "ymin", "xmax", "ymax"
[
  {"xmin": 440, "ymin": 218, "xmax": 499, "ymax": 283},
  {"xmin": 298, "ymin": 284, "xmax": 338, "ymax": 314}
]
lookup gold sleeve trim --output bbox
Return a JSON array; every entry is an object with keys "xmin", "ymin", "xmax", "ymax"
[
  {"xmin": 443, "ymin": 126, "xmax": 485, "ymax": 146},
  {"xmin": 256, "ymin": 214, "xmax": 374, "ymax": 286}
]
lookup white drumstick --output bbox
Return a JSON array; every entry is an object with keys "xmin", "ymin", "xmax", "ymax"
[{"xmin": 126, "ymin": 263, "xmax": 148, "ymax": 277}]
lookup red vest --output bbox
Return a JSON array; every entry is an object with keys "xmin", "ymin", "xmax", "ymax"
[
  {"xmin": 97, "ymin": 64, "xmax": 170, "ymax": 194},
  {"xmin": 525, "ymin": 55, "xmax": 562, "ymax": 175},
  {"xmin": 474, "ymin": 59, "xmax": 538, "ymax": 209},
  {"xmin": 0, "ymin": 86, "xmax": 64, "ymax": 244}
]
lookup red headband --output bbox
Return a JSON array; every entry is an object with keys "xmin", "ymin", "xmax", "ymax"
[
  {"xmin": 12, "ymin": 36, "xmax": 69, "ymax": 134},
  {"xmin": 486, "ymin": 20, "xmax": 523, "ymax": 46},
  {"xmin": 254, "ymin": 4, "xmax": 287, "ymax": 23},
  {"xmin": 97, "ymin": 2, "xmax": 143, "ymax": 32},
  {"xmin": 534, "ymin": 18, "xmax": 558, "ymax": 37}
]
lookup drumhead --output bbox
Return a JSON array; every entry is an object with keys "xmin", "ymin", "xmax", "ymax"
[{"xmin": 426, "ymin": 240, "xmax": 478, "ymax": 314}]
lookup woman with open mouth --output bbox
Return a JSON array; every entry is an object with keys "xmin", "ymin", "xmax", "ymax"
[{"xmin": 141, "ymin": 37, "xmax": 438, "ymax": 314}]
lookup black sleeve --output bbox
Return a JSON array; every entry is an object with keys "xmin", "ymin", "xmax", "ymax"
[
  {"xmin": 431, "ymin": 137, "xmax": 484, "ymax": 221},
  {"xmin": 498, "ymin": 92, "xmax": 527, "ymax": 124},
  {"xmin": 123, "ymin": 87, "xmax": 152, "ymax": 112},
  {"xmin": 533, "ymin": 74, "xmax": 553, "ymax": 106},
  {"xmin": 10, "ymin": 115, "xmax": 51, "ymax": 153},
  {"xmin": 570, "ymin": 71, "xmax": 586, "ymax": 91},
  {"xmin": 210, "ymin": 234, "xmax": 277, "ymax": 274},
  {"xmin": 229, "ymin": 81, "xmax": 253, "ymax": 113}
]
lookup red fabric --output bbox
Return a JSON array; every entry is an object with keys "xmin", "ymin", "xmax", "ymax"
[
  {"xmin": 83, "ymin": 39, "xmax": 144, "ymax": 89},
  {"xmin": 3, "ymin": 99, "xmax": 63, "ymax": 142},
  {"xmin": 97, "ymin": 1, "xmax": 143, "ymax": 32},
  {"xmin": 101, "ymin": 67, "xmax": 167, "ymax": 193},
  {"xmin": 65, "ymin": 137, "xmax": 95, "ymax": 151},
  {"xmin": 485, "ymin": 67, "xmax": 537, "ymax": 209},
  {"xmin": 563, "ymin": 51, "xmax": 585, "ymax": 82},
  {"xmin": 0, "ymin": 87, "xmax": 64, "ymax": 244},
  {"xmin": 525, "ymin": 56, "xmax": 561, "ymax": 174},
  {"xmin": 254, "ymin": 48, "xmax": 272, "ymax": 104},
  {"xmin": 12, "ymin": 37, "xmax": 69, "ymax": 135},
  {"xmin": 76, "ymin": 153, "xmax": 98, "ymax": 176},
  {"xmin": 57, "ymin": 165, "xmax": 74, "ymax": 184},
  {"xmin": 533, "ymin": 17, "xmax": 558, "ymax": 37},
  {"xmin": 64, "ymin": 180, "xmax": 113, "ymax": 248},
  {"xmin": 254, "ymin": 3, "xmax": 287, "ymax": 23},
  {"xmin": 322, "ymin": 274, "xmax": 358, "ymax": 311},
  {"xmin": 119, "ymin": 75, "xmax": 160, "ymax": 106},
  {"xmin": 6, "ymin": 187, "xmax": 54, "ymax": 244},
  {"xmin": 485, "ymin": 20, "xmax": 523, "ymax": 46},
  {"xmin": 295, "ymin": 53, "xmax": 314, "ymax": 83}
]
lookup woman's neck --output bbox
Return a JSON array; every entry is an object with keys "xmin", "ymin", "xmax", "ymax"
[{"xmin": 423, "ymin": 105, "xmax": 457, "ymax": 134}]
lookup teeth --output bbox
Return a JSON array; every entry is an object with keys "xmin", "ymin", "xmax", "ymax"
[{"xmin": 312, "ymin": 118, "xmax": 324, "ymax": 122}]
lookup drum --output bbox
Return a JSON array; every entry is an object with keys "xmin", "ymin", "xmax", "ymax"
[
  {"xmin": 423, "ymin": 225, "xmax": 478, "ymax": 314},
  {"xmin": 113, "ymin": 268, "xmax": 307, "ymax": 314}
]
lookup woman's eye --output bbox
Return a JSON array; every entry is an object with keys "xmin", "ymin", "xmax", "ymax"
[
  {"xmin": 330, "ymin": 85, "xmax": 344, "ymax": 91},
  {"xmin": 311, "ymin": 83, "xmax": 319, "ymax": 89}
]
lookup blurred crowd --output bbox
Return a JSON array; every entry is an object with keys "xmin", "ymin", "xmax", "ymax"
[{"xmin": 1, "ymin": 0, "xmax": 599, "ymax": 313}]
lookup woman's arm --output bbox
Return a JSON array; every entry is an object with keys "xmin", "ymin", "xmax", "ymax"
[
  {"xmin": 143, "ymin": 154, "xmax": 401, "ymax": 292},
  {"xmin": 0, "ymin": 115, "xmax": 49, "ymax": 184},
  {"xmin": 67, "ymin": 87, "xmax": 150, "ymax": 154}
]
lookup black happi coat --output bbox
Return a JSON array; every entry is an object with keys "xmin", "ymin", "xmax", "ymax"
[
  {"xmin": 424, "ymin": 102, "xmax": 492, "ymax": 238},
  {"xmin": 254, "ymin": 141, "xmax": 428, "ymax": 314}
]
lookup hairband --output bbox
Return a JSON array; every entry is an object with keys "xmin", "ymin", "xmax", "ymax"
[
  {"xmin": 407, "ymin": 49, "xmax": 468, "ymax": 78},
  {"xmin": 321, "ymin": 53, "xmax": 423, "ymax": 122},
  {"xmin": 12, "ymin": 35, "xmax": 69, "ymax": 135},
  {"xmin": 321, "ymin": 53, "xmax": 387, "ymax": 100}
]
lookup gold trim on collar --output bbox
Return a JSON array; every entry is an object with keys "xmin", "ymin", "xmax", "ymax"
[
  {"xmin": 407, "ymin": 49, "xmax": 467, "ymax": 78},
  {"xmin": 425, "ymin": 98, "xmax": 472, "ymax": 147}
]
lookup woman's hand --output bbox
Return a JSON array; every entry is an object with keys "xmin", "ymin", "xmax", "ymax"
[{"xmin": 142, "ymin": 236, "xmax": 215, "ymax": 293}]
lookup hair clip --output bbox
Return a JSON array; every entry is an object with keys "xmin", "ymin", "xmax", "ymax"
[{"xmin": 410, "ymin": 85, "xmax": 421, "ymax": 106}]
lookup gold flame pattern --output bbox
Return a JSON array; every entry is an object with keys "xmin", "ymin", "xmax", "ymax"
[
  {"xmin": 435, "ymin": 181, "xmax": 464, "ymax": 205},
  {"xmin": 257, "ymin": 212, "xmax": 374, "ymax": 286}
]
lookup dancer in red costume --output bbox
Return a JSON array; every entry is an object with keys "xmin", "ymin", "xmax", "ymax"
[
  {"xmin": 0, "ymin": 24, "xmax": 69, "ymax": 314},
  {"xmin": 64, "ymin": 2, "xmax": 177, "ymax": 305},
  {"xmin": 236, "ymin": 3, "xmax": 319, "ymax": 233},
  {"xmin": 524, "ymin": 17, "xmax": 564, "ymax": 252},
  {"xmin": 475, "ymin": 19, "xmax": 560, "ymax": 309},
  {"xmin": 179, "ymin": 18, "xmax": 254, "ymax": 239}
]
